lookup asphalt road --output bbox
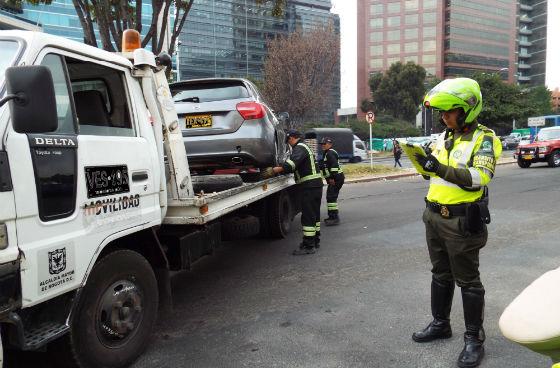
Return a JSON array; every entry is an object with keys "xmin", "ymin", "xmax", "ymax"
[{"xmin": 6, "ymin": 162, "xmax": 559, "ymax": 368}]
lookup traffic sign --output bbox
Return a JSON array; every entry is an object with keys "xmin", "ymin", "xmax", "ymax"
[
  {"xmin": 528, "ymin": 116, "xmax": 545, "ymax": 127},
  {"xmin": 366, "ymin": 111, "xmax": 375, "ymax": 124}
]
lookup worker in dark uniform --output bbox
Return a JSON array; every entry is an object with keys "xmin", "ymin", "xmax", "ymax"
[
  {"xmin": 262, "ymin": 130, "xmax": 323, "ymax": 255},
  {"xmin": 411, "ymin": 78, "xmax": 502, "ymax": 368},
  {"xmin": 320, "ymin": 137, "xmax": 344, "ymax": 226}
]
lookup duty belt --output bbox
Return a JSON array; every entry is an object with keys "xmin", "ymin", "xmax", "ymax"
[{"xmin": 425, "ymin": 199, "xmax": 467, "ymax": 218}]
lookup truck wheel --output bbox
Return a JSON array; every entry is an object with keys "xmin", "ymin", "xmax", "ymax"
[
  {"xmin": 268, "ymin": 191, "xmax": 292, "ymax": 239},
  {"xmin": 61, "ymin": 250, "xmax": 158, "ymax": 368},
  {"xmin": 517, "ymin": 159, "xmax": 531, "ymax": 168},
  {"xmin": 222, "ymin": 215, "xmax": 260, "ymax": 240},
  {"xmin": 547, "ymin": 150, "xmax": 560, "ymax": 168}
]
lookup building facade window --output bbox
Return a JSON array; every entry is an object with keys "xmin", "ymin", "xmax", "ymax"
[
  {"xmin": 387, "ymin": 16, "xmax": 401, "ymax": 27},
  {"xmin": 405, "ymin": 28, "xmax": 418, "ymax": 39},
  {"xmin": 423, "ymin": 39, "xmax": 436, "ymax": 51},
  {"xmin": 405, "ymin": 0, "xmax": 419, "ymax": 11},
  {"xmin": 423, "ymin": 0, "xmax": 437, "ymax": 9},
  {"xmin": 422, "ymin": 54, "xmax": 436, "ymax": 64},
  {"xmin": 370, "ymin": 18, "xmax": 383, "ymax": 28},
  {"xmin": 387, "ymin": 43, "xmax": 401, "ymax": 54},
  {"xmin": 370, "ymin": 58, "xmax": 383, "ymax": 68},
  {"xmin": 387, "ymin": 30, "xmax": 401, "ymax": 41},
  {"xmin": 405, "ymin": 14, "xmax": 418, "ymax": 25},
  {"xmin": 387, "ymin": 2, "xmax": 401, "ymax": 13},
  {"xmin": 423, "ymin": 26, "xmax": 436, "ymax": 38},
  {"xmin": 370, "ymin": 3, "xmax": 384, "ymax": 15},
  {"xmin": 405, "ymin": 41, "xmax": 418, "ymax": 52},
  {"xmin": 404, "ymin": 55, "xmax": 418, "ymax": 63},
  {"xmin": 423, "ymin": 12, "xmax": 436, "ymax": 24},
  {"xmin": 370, "ymin": 31, "xmax": 384, "ymax": 42},
  {"xmin": 370, "ymin": 45, "xmax": 383, "ymax": 55}
]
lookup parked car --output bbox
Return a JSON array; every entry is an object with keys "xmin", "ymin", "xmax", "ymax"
[
  {"xmin": 502, "ymin": 133, "xmax": 522, "ymax": 150},
  {"xmin": 170, "ymin": 78, "xmax": 288, "ymax": 170},
  {"xmin": 514, "ymin": 127, "xmax": 560, "ymax": 168}
]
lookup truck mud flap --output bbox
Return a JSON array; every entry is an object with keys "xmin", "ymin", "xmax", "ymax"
[{"xmin": 158, "ymin": 222, "xmax": 221, "ymax": 271}]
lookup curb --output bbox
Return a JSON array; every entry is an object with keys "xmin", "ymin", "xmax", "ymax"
[{"xmin": 346, "ymin": 160, "xmax": 517, "ymax": 185}]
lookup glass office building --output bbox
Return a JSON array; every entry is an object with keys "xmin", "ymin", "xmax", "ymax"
[{"xmin": 1, "ymin": 0, "xmax": 157, "ymax": 48}]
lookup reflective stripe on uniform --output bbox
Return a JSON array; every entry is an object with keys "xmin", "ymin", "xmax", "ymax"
[
  {"xmin": 286, "ymin": 159, "xmax": 296, "ymax": 171},
  {"xmin": 303, "ymin": 226, "xmax": 316, "ymax": 237},
  {"xmin": 315, "ymin": 222, "xmax": 321, "ymax": 232},
  {"xmin": 468, "ymin": 167, "xmax": 482, "ymax": 187},
  {"xmin": 327, "ymin": 202, "xmax": 338, "ymax": 210},
  {"xmin": 297, "ymin": 143, "xmax": 322, "ymax": 183},
  {"xmin": 324, "ymin": 149, "xmax": 344, "ymax": 175}
]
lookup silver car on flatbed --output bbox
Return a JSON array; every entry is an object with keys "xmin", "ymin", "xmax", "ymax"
[{"xmin": 170, "ymin": 78, "xmax": 288, "ymax": 170}]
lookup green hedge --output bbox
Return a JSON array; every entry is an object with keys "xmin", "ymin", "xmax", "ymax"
[{"xmin": 303, "ymin": 115, "xmax": 422, "ymax": 140}]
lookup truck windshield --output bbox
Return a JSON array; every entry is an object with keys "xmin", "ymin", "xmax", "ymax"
[
  {"xmin": 537, "ymin": 129, "xmax": 560, "ymax": 141},
  {"xmin": 0, "ymin": 40, "xmax": 20, "ymax": 88}
]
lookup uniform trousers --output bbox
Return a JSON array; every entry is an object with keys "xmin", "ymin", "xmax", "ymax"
[{"xmin": 422, "ymin": 208, "xmax": 488, "ymax": 288}]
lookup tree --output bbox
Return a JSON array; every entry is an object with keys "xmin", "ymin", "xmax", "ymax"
[
  {"xmin": 472, "ymin": 72, "xmax": 553, "ymax": 132},
  {"xmin": 262, "ymin": 27, "xmax": 340, "ymax": 128},
  {"xmin": 368, "ymin": 61, "xmax": 427, "ymax": 121},
  {"xmin": 10, "ymin": 0, "xmax": 285, "ymax": 55}
]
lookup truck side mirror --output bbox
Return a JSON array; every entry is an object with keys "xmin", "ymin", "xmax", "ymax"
[
  {"xmin": 278, "ymin": 112, "xmax": 289, "ymax": 124},
  {"xmin": 5, "ymin": 66, "xmax": 58, "ymax": 134}
]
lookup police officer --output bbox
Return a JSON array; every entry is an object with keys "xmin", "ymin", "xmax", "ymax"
[
  {"xmin": 320, "ymin": 137, "xmax": 344, "ymax": 226},
  {"xmin": 411, "ymin": 78, "xmax": 502, "ymax": 368},
  {"xmin": 263, "ymin": 130, "xmax": 323, "ymax": 255}
]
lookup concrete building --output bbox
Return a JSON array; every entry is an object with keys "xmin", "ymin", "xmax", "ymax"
[
  {"xmin": 357, "ymin": 0, "xmax": 539, "ymax": 118},
  {"xmin": 517, "ymin": 0, "xmax": 548, "ymax": 87}
]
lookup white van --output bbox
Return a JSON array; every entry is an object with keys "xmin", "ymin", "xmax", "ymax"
[{"xmin": 352, "ymin": 135, "xmax": 369, "ymax": 162}]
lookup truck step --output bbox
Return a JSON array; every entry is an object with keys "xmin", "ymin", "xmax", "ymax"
[
  {"xmin": 7, "ymin": 312, "xmax": 69, "ymax": 351},
  {"xmin": 23, "ymin": 322, "xmax": 68, "ymax": 350}
]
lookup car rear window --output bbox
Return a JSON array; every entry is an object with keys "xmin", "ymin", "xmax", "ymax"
[{"xmin": 171, "ymin": 81, "xmax": 250, "ymax": 103}]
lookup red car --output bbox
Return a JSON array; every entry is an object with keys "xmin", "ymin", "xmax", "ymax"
[{"xmin": 514, "ymin": 127, "xmax": 560, "ymax": 168}]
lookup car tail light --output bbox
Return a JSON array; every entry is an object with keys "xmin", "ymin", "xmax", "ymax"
[{"xmin": 236, "ymin": 102, "xmax": 266, "ymax": 120}]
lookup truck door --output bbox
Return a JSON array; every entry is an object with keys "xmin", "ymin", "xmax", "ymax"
[{"xmin": 6, "ymin": 49, "xmax": 160, "ymax": 306}]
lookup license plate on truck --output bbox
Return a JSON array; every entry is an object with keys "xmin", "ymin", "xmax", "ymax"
[
  {"xmin": 185, "ymin": 114, "xmax": 212, "ymax": 129},
  {"xmin": 522, "ymin": 155, "xmax": 533, "ymax": 160}
]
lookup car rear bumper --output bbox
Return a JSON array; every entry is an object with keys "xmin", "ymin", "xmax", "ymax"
[{"xmin": 183, "ymin": 120, "xmax": 276, "ymax": 168}]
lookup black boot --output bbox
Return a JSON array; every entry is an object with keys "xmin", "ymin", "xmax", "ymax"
[
  {"xmin": 323, "ymin": 210, "xmax": 335, "ymax": 223},
  {"xmin": 315, "ymin": 231, "xmax": 321, "ymax": 249},
  {"xmin": 325, "ymin": 211, "xmax": 340, "ymax": 226},
  {"xmin": 412, "ymin": 278, "xmax": 454, "ymax": 342},
  {"xmin": 293, "ymin": 237, "xmax": 316, "ymax": 255},
  {"xmin": 457, "ymin": 287, "xmax": 485, "ymax": 368}
]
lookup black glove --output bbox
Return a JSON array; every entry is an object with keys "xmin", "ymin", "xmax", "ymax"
[
  {"xmin": 415, "ymin": 153, "xmax": 440, "ymax": 173},
  {"xmin": 260, "ymin": 167, "xmax": 275, "ymax": 179}
]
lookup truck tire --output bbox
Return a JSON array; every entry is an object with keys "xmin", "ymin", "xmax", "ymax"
[
  {"xmin": 547, "ymin": 150, "xmax": 560, "ymax": 168},
  {"xmin": 58, "ymin": 250, "xmax": 158, "ymax": 368},
  {"xmin": 222, "ymin": 215, "xmax": 260, "ymax": 240},
  {"xmin": 192, "ymin": 174, "xmax": 243, "ymax": 193},
  {"xmin": 268, "ymin": 191, "xmax": 292, "ymax": 239},
  {"xmin": 517, "ymin": 159, "xmax": 531, "ymax": 168}
]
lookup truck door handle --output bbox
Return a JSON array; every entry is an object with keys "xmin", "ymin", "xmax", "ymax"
[{"xmin": 132, "ymin": 171, "xmax": 149, "ymax": 182}]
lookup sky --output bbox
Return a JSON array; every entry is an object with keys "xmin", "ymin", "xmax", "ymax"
[{"xmin": 331, "ymin": 0, "xmax": 560, "ymax": 109}]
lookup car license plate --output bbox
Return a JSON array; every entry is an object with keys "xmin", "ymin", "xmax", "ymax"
[
  {"xmin": 185, "ymin": 114, "xmax": 212, "ymax": 129},
  {"xmin": 522, "ymin": 154, "xmax": 533, "ymax": 160}
]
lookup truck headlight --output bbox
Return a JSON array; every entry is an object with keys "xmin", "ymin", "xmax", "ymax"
[{"xmin": 538, "ymin": 146, "xmax": 549, "ymax": 153}]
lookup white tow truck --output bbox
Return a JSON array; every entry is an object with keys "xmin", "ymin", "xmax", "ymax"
[{"xmin": 0, "ymin": 30, "xmax": 300, "ymax": 368}]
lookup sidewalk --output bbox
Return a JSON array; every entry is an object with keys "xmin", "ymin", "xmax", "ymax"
[{"xmin": 345, "ymin": 157, "xmax": 517, "ymax": 184}]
